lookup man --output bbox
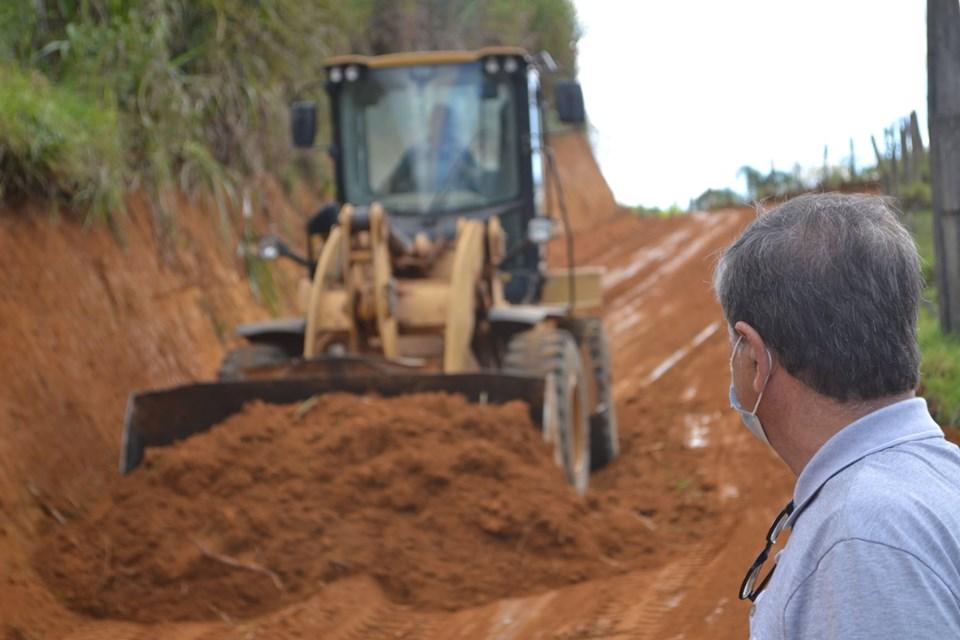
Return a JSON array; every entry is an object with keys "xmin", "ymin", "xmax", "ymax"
[
  {"xmin": 714, "ymin": 193, "xmax": 960, "ymax": 639},
  {"xmin": 385, "ymin": 104, "xmax": 478, "ymax": 196}
]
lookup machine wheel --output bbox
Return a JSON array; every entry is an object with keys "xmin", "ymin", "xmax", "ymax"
[
  {"xmin": 576, "ymin": 318, "xmax": 620, "ymax": 471},
  {"xmin": 503, "ymin": 328, "xmax": 591, "ymax": 494},
  {"xmin": 217, "ymin": 344, "xmax": 290, "ymax": 381}
]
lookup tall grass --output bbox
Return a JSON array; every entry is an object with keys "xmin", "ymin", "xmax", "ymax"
[
  {"xmin": 0, "ymin": 64, "xmax": 124, "ymax": 221},
  {"xmin": 0, "ymin": 1, "xmax": 579, "ymax": 224},
  {"xmin": 910, "ymin": 210, "xmax": 960, "ymax": 425},
  {"xmin": 918, "ymin": 310, "xmax": 960, "ymax": 425}
]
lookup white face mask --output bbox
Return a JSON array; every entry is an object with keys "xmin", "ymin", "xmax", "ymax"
[{"xmin": 729, "ymin": 335, "xmax": 773, "ymax": 446}]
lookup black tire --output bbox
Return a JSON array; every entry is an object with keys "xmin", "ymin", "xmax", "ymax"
[
  {"xmin": 503, "ymin": 328, "xmax": 591, "ymax": 494},
  {"xmin": 577, "ymin": 318, "xmax": 619, "ymax": 471},
  {"xmin": 217, "ymin": 344, "xmax": 291, "ymax": 381}
]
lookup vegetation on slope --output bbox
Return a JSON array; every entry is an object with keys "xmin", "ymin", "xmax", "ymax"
[{"xmin": 0, "ymin": 0, "xmax": 579, "ymax": 222}]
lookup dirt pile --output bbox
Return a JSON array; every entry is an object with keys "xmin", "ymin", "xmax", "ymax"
[
  {"xmin": 0, "ymin": 182, "xmax": 313, "ymax": 635},
  {"xmin": 35, "ymin": 393, "xmax": 648, "ymax": 623}
]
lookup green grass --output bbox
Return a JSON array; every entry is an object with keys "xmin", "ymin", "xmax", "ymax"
[
  {"xmin": 909, "ymin": 210, "xmax": 960, "ymax": 425},
  {"xmin": 910, "ymin": 209, "xmax": 936, "ymax": 285},
  {"xmin": 918, "ymin": 309, "xmax": 960, "ymax": 425},
  {"xmin": 0, "ymin": 64, "xmax": 124, "ymax": 222}
]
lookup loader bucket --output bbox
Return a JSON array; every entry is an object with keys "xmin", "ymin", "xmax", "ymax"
[{"xmin": 120, "ymin": 372, "xmax": 545, "ymax": 474}]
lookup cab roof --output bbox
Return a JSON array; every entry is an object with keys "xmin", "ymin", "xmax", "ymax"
[{"xmin": 324, "ymin": 46, "xmax": 529, "ymax": 70}]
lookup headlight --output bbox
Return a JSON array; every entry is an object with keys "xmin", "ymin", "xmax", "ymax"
[
  {"xmin": 329, "ymin": 66, "xmax": 343, "ymax": 83},
  {"xmin": 344, "ymin": 65, "xmax": 360, "ymax": 82},
  {"xmin": 503, "ymin": 56, "xmax": 519, "ymax": 74},
  {"xmin": 484, "ymin": 57, "xmax": 500, "ymax": 75},
  {"xmin": 527, "ymin": 217, "xmax": 554, "ymax": 244}
]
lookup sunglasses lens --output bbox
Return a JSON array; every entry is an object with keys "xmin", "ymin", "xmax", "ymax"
[
  {"xmin": 741, "ymin": 565, "xmax": 760, "ymax": 599},
  {"xmin": 770, "ymin": 511, "xmax": 789, "ymax": 542}
]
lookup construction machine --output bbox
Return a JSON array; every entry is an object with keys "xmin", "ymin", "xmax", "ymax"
[{"xmin": 120, "ymin": 47, "xmax": 618, "ymax": 493}]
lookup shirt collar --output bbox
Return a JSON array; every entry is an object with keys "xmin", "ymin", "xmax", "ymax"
[{"xmin": 788, "ymin": 397, "xmax": 943, "ymax": 528}]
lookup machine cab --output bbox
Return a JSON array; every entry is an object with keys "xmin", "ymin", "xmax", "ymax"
[{"xmin": 293, "ymin": 47, "xmax": 585, "ymax": 304}]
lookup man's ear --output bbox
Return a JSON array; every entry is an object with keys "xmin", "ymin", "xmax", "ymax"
[{"xmin": 734, "ymin": 321, "xmax": 773, "ymax": 393}]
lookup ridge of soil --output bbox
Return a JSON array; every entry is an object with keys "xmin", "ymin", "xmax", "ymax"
[{"xmin": 35, "ymin": 393, "xmax": 661, "ymax": 623}]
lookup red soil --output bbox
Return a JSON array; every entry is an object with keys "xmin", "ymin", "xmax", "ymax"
[{"xmin": 35, "ymin": 393, "xmax": 666, "ymax": 622}]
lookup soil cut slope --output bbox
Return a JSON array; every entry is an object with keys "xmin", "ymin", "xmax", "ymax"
[{"xmin": 547, "ymin": 130, "xmax": 618, "ymax": 231}]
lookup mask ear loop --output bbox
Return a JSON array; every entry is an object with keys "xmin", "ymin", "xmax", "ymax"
[
  {"xmin": 729, "ymin": 335, "xmax": 743, "ymax": 371},
  {"xmin": 750, "ymin": 348, "xmax": 774, "ymax": 415}
]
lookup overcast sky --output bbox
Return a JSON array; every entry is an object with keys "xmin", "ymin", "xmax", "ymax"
[{"xmin": 574, "ymin": 1, "xmax": 928, "ymax": 208}]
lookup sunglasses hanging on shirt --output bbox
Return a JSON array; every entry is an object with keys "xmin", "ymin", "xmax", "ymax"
[{"xmin": 739, "ymin": 500, "xmax": 795, "ymax": 602}]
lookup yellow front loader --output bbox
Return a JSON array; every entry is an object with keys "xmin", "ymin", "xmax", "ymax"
[{"xmin": 121, "ymin": 48, "xmax": 618, "ymax": 493}]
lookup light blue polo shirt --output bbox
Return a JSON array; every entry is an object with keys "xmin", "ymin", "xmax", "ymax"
[{"xmin": 749, "ymin": 398, "xmax": 960, "ymax": 640}]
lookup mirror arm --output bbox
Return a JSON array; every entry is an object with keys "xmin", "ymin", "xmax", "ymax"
[{"xmin": 278, "ymin": 246, "xmax": 311, "ymax": 268}]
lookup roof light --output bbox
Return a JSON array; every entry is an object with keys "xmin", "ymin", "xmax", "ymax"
[
  {"xmin": 329, "ymin": 66, "xmax": 343, "ymax": 83},
  {"xmin": 344, "ymin": 65, "xmax": 360, "ymax": 82}
]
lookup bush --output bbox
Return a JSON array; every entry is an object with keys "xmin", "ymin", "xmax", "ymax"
[
  {"xmin": 690, "ymin": 188, "xmax": 744, "ymax": 211},
  {"xmin": 0, "ymin": 64, "xmax": 124, "ymax": 221},
  {"xmin": 900, "ymin": 180, "xmax": 932, "ymax": 211},
  {"xmin": 0, "ymin": 0, "xmax": 580, "ymax": 222}
]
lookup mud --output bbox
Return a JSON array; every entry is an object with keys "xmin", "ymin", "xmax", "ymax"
[{"xmin": 36, "ymin": 393, "xmax": 662, "ymax": 622}]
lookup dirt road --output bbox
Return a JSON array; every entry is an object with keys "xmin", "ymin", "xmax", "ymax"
[{"xmin": 1, "ymin": 135, "xmax": 795, "ymax": 639}]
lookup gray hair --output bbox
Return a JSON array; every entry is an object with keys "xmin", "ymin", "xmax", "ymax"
[{"xmin": 714, "ymin": 193, "xmax": 922, "ymax": 402}]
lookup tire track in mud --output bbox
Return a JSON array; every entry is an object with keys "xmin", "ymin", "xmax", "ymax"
[
  {"xmin": 330, "ymin": 603, "xmax": 433, "ymax": 640},
  {"xmin": 62, "ymin": 623, "xmax": 215, "ymax": 640},
  {"xmin": 605, "ymin": 212, "xmax": 741, "ymax": 344},
  {"xmin": 604, "ymin": 543, "xmax": 719, "ymax": 639}
]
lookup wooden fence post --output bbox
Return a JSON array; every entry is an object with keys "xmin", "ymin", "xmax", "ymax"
[
  {"xmin": 822, "ymin": 145, "xmax": 829, "ymax": 187},
  {"xmin": 929, "ymin": 0, "xmax": 960, "ymax": 333},
  {"xmin": 849, "ymin": 138, "xmax": 856, "ymax": 179},
  {"xmin": 909, "ymin": 110, "xmax": 925, "ymax": 182},
  {"xmin": 900, "ymin": 121, "xmax": 911, "ymax": 185},
  {"xmin": 886, "ymin": 127, "xmax": 900, "ymax": 194},
  {"xmin": 872, "ymin": 134, "xmax": 888, "ymax": 191}
]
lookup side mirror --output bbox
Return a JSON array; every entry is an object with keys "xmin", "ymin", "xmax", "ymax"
[
  {"xmin": 258, "ymin": 235, "xmax": 289, "ymax": 261},
  {"xmin": 527, "ymin": 217, "xmax": 555, "ymax": 244},
  {"xmin": 534, "ymin": 50, "xmax": 559, "ymax": 74},
  {"xmin": 555, "ymin": 81, "xmax": 586, "ymax": 125},
  {"xmin": 291, "ymin": 101, "xmax": 317, "ymax": 148}
]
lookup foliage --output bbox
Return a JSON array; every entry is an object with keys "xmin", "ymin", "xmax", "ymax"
[
  {"xmin": 0, "ymin": 0, "xmax": 580, "ymax": 223},
  {"xmin": 899, "ymin": 180, "xmax": 932, "ymax": 211},
  {"xmin": 631, "ymin": 204, "xmax": 685, "ymax": 217},
  {"xmin": 0, "ymin": 64, "xmax": 124, "ymax": 221},
  {"xmin": 909, "ymin": 210, "xmax": 960, "ymax": 425},
  {"xmin": 738, "ymin": 164, "xmax": 806, "ymax": 201},
  {"xmin": 918, "ymin": 309, "xmax": 960, "ymax": 425},
  {"xmin": 361, "ymin": 0, "xmax": 579, "ymax": 73},
  {"xmin": 869, "ymin": 114, "xmax": 929, "ymax": 211},
  {"xmin": 689, "ymin": 187, "xmax": 744, "ymax": 211},
  {"xmin": 911, "ymin": 209, "xmax": 936, "ymax": 288}
]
